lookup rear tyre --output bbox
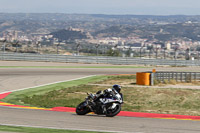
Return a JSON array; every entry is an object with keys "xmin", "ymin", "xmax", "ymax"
[
  {"xmin": 106, "ymin": 104, "xmax": 121, "ymax": 117},
  {"xmin": 76, "ymin": 102, "xmax": 90, "ymax": 115}
]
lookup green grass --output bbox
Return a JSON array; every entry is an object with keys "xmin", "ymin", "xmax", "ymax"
[
  {"xmin": 122, "ymin": 87, "xmax": 200, "ymax": 116},
  {"xmin": 0, "ymin": 125, "xmax": 107, "ymax": 133},
  {"xmin": 20, "ymin": 83, "xmax": 200, "ymax": 116},
  {"xmin": 21, "ymin": 85, "xmax": 104, "ymax": 108},
  {"xmin": 0, "ymin": 66, "xmax": 147, "ymax": 69}
]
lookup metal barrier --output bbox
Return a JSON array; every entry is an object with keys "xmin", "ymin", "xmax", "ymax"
[
  {"xmin": 0, "ymin": 52, "xmax": 200, "ymax": 66},
  {"xmin": 154, "ymin": 72, "xmax": 200, "ymax": 82}
]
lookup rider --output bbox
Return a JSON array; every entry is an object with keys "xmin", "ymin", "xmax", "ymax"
[{"xmin": 94, "ymin": 84, "xmax": 123, "ymax": 105}]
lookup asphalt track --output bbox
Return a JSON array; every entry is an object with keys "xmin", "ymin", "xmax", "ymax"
[{"xmin": 1, "ymin": 61, "xmax": 200, "ymax": 133}]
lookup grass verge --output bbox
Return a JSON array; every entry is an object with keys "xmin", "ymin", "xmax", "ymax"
[
  {"xmin": 0, "ymin": 125, "xmax": 106, "ymax": 133},
  {"xmin": 20, "ymin": 84, "xmax": 200, "ymax": 116}
]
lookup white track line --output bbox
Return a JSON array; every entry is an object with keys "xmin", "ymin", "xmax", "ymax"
[
  {"xmin": 0, "ymin": 124, "xmax": 136, "ymax": 133},
  {"xmin": 0, "ymin": 75, "xmax": 97, "ymax": 94}
]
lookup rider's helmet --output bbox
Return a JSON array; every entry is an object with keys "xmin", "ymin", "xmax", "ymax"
[{"xmin": 112, "ymin": 84, "xmax": 121, "ymax": 93}]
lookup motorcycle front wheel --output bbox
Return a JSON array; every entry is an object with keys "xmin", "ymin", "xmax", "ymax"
[
  {"xmin": 106, "ymin": 103, "xmax": 121, "ymax": 117},
  {"xmin": 76, "ymin": 102, "xmax": 90, "ymax": 115}
]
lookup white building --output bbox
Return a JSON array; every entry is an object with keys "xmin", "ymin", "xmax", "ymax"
[{"xmin": 165, "ymin": 43, "xmax": 171, "ymax": 50}]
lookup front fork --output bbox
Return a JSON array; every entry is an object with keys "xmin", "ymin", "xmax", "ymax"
[{"xmin": 86, "ymin": 100, "xmax": 96, "ymax": 112}]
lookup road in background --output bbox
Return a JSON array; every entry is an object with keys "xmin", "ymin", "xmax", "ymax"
[{"xmin": 0, "ymin": 67, "xmax": 146, "ymax": 93}]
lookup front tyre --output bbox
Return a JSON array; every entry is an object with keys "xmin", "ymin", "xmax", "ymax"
[
  {"xmin": 76, "ymin": 102, "xmax": 90, "ymax": 115},
  {"xmin": 106, "ymin": 103, "xmax": 121, "ymax": 117}
]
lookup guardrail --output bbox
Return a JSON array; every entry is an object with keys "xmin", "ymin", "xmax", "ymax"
[
  {"xmin": 154, "ymin": 72, "xmax": 200, "ymax": 82},
  {"xmin": 0, "ymin": 52, "xmax": 200, "ymax": 66}
]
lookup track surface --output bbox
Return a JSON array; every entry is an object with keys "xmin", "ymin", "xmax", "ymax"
[{"xmin": 1, "ymin": 61, "xmax": 200, "ymax": 133}]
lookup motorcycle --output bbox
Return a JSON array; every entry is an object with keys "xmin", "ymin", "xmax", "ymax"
[{"xmin": 76, "ymin": 92, "xmax": 123, "ymax": 117}]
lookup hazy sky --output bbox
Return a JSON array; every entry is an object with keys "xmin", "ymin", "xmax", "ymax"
[{"xmin": 1, "ymin": 0, "xmax": 200, "ymax": 15}]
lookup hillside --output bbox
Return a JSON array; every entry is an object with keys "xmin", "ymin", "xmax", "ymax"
[{"xmin": 50, "ymin": 29, "xmax": 88, "ymax": 41}]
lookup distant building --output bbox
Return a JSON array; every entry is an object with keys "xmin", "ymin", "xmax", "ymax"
[
  {"xmin": 165, "ymin": 43, "xmax": 171, "ymax": 50},
  {"xmin": 126, "ymin": 43, "xmax": 142, "ymax": 47},
  {"xmin": 118, "ymin": 41, "xmax": 124, "ymax": 45}
]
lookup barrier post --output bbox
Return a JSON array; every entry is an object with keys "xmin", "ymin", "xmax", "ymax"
[
  {"xmin": 151, "ymin": 73, "xmax": 154, "ymax": 86},
  {"xmin": 151, "ymin": 69, "xmax": 156, "ymax": 86}
]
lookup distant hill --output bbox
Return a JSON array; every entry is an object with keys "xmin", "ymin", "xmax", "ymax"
[
  {"xmin": 94, "ymin": 23, "xmax": 200, "ymax": 41},
  {"xmin": 2, "ymin": 13, "xmax": 200, "ymax": 23},
  {"xmin": 2, "ymin": 13, "xmax": 200, "ymax": 42},
  {"xmin": 94, "ymin": 25, "xmax": 137, "ymax": 37},
  {"xmin": 50, "ymin": 29, "xmax": 88, "ymax": 41}
]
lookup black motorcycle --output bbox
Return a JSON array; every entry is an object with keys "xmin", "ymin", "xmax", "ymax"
[{"xmin": 76, "ymin": 93, "xmax": 123, "ymax": 117}]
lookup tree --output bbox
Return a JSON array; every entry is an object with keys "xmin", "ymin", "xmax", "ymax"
[{"xmin": 106, "ymin": 49, "xmax": 120, "ymax": 57}]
